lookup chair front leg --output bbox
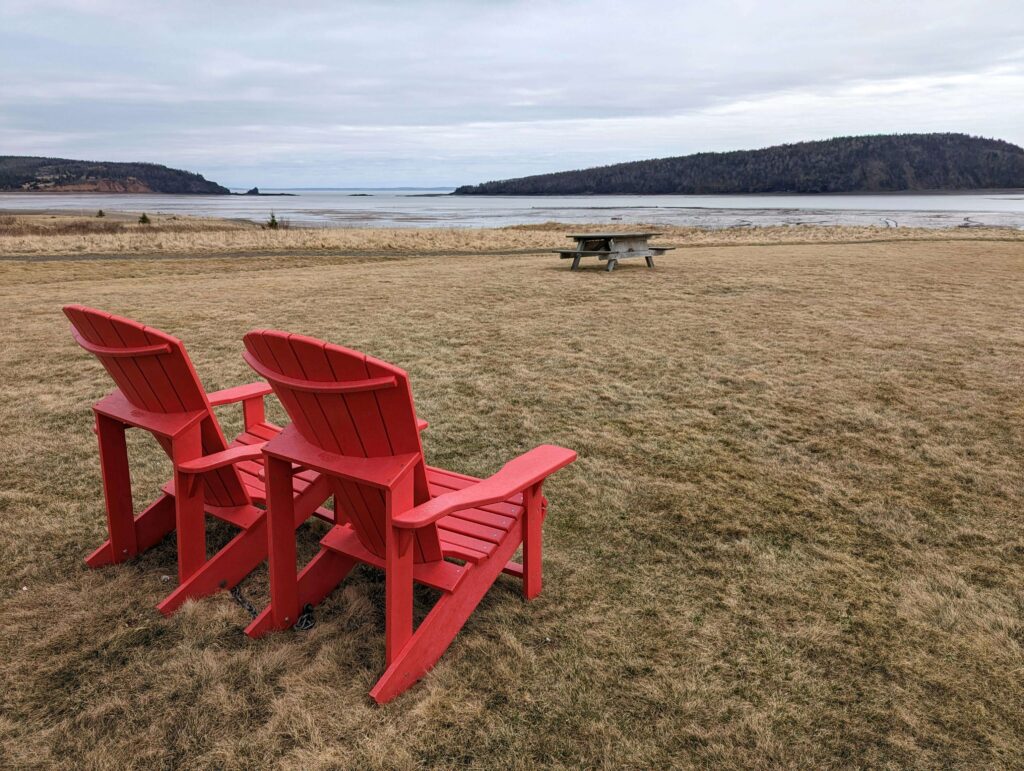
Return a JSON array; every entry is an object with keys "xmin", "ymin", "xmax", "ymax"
[
  {"xmin": 171, "ymin": 423, "xmax": 205, "ymax": 581},
  {"xmin": 522, "ymin": 481, "xmax": 544, "ymax": 600},
  {"xmin": 385, "ymin": 469, "xmax": 415, "ymax": 664}
]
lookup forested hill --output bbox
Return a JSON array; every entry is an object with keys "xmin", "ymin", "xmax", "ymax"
[
  {"xmin": 454, "ymin": 134, "xmax": 1024, "ymax": 195},
  {"xmin": 0, "ymin": 156, "xmax": 229, "ymax": 193}
]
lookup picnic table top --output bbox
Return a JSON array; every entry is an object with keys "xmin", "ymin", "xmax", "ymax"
[{"xmin": 567, "ymin": 232, "xmax": 663, "ymax": 240}]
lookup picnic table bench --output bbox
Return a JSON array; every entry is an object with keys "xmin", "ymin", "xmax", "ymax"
[{"xmin": 554, "ymin": 232, "xmax": 676, "ymax": 271}]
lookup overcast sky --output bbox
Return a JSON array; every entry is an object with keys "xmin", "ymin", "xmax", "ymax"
[{"xmin": 2, "ymin": 0, "xmax": 1023, "ymax": 188}]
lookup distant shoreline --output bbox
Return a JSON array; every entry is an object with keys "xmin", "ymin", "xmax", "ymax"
[
  {"xmin": 3, "ymin": 187, "xmax": 1022, "ymax": 197},
  {"xmin": 2, "ymin": 190, "xmax": 1023, "ymax": 230},
  {"xmin": 448, "ymin": 188, "xmax": 1024, "ymax": 197}
]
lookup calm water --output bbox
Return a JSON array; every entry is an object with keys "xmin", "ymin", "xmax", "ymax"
[{"xmin": 2, "ymin": 189, "xmax": 1024, "ymax": 229}]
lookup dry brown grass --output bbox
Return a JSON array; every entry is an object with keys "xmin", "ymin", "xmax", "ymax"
[
  {"xmin": 2, "ymin": 230, "xmax": 1024, "ymax": 768},
  {"xmin": 2, "ymin": 212, "xmax": 1022, "ymax": 258},
  {"xmin": 0, "ymin": 212, "xmax": 253, "ymax": 239}
]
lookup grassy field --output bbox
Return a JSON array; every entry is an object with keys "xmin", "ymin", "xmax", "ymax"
[{"xmin": 2, "ymin": 221, "xmax": 1024, "ymax": 768}]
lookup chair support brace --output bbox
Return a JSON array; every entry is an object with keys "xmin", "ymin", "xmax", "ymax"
[{"xmin": 206, "ymin": 382, "xmax": 271, "ymax": 430}]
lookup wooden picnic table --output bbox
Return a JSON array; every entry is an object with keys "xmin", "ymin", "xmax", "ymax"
[{"xmin": 554, "ymin": 232, "xmax": 676, "ymax": 272}]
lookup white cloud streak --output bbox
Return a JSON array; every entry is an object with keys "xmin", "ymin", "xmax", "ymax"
[{"xmin": 1, "ymin": 0, "xmax": 1022, "ymax": 186}]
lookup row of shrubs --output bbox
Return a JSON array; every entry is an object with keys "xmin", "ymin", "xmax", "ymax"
[
  {"xmin": 0, "ymin": 210, "xmax": 290, "ymax": 236},
  {"xmin": 0, "ymin": 215, "xmax": 125, "ymax": 236},
  {"xmin": 99, "ymin": 209, "xmax": 289, "ymax": 229}
]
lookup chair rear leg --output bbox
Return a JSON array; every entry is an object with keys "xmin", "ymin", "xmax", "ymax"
[
  {"xmin": 157, "ymin": 519, "xmax": 268, "ymax": 616},
  {"xmin": 95, "ymin": 413, "xmax": 138, "ymax": 563},
  {"xmin": 160, "ymin": 473, "xmax": 331, "ymax": 617},
  {"xmin": 86, "ymin": 493, "xmax": 175, "ymax": 568},
  {"xmin": 246, "ymin": 548, "xmax": 356, "ymax": 637}
]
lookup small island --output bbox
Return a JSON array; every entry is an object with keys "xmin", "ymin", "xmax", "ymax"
[
  {"xmin": 235, "ymin": 186, "xmax": 295, "ymax": 196},
  {"xmin": 453, "ymin": 133, "xmax": 1024, "ymax": 195}
]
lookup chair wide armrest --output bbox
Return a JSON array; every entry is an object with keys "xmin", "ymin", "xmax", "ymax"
[
  {"xmin": 178, "ymin": 443, "xmax": 266, "ymax": 474},
  {"xmin": 207, "ymin": 382, "xmax": 272, "ymax": 407},
  {"xmin": 392, "ymin": 444, "xmax": 576, "ymax": 529}
]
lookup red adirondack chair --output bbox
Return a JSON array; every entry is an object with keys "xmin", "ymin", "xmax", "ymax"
[
  {"xmin": 64, "ymin": 305, "xmax": 335, "ymax": 615},
  {"xmin": 241, "ymin": 330, "xmax": 576, "ymax": 703}
]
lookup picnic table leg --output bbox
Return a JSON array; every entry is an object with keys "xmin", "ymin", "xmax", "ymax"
[
  {"xmin": 606, "ymin": 258, "xmax": 617, "ymax": 272},
  {"xmin": 571, "ymin": 253, "xmax": 582, "ymax": 271},
  {"xmin": 645, "ymin": 255, "xmax": 655, "ymax": 268},
  {"xmin": 267, "ymin": 455, "xmax": 300, "ymax": 631},
  {"xmin": 95, "ymin": 413, "xmax": 138, "ymax": 563}
]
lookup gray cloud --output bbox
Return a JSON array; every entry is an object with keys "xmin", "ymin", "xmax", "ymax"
[{"xmin": 1, "ymin": 0, "xmax": 1022, "ymax": 186}]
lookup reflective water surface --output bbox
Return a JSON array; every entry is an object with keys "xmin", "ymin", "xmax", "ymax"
[{"xmin": 2, "ymin": 189, "xmax": 1023, "ymax": 229}]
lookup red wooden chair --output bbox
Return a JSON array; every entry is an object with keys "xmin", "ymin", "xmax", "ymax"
[
  {"xmin": 241, "ymin": 330, "xmax": 576, "ymax": 703},
  {"xmin": 64, "ymin": 305, "xmax": 335, "ymax": 615}
]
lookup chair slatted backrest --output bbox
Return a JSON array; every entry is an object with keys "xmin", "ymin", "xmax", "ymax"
[
  {"xmin": 64, "ymin": 305, "xmax": 250, "ymax": 508},
  {"xmin": 243, "ymin": 330, "xmax": 443, "ymax": 564}
]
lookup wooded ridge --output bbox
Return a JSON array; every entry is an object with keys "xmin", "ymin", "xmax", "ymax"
[
  {"xmin": 453, "ymin": 134, "xmax": 1024, "ymax": 195},
  {"xmin": 0, "ymin": 156, "xmax": 229, "ymax": 194}
]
